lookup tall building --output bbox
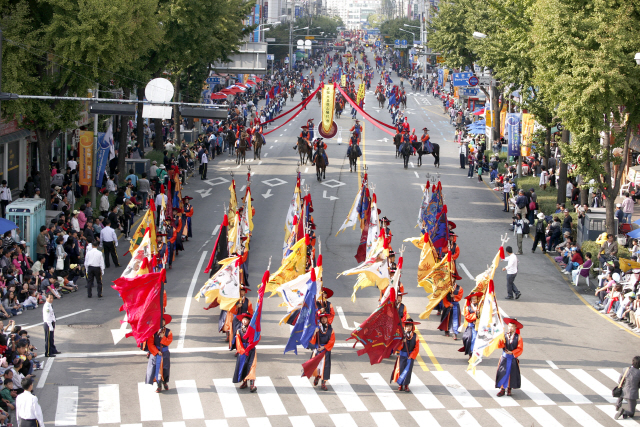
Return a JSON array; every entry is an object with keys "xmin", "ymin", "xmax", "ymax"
[{"xmin": 326, "ymin": 0, "xmax": 381, "ymax": 29}]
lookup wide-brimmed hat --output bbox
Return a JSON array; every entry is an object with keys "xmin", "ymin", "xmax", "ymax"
[
  {"xmin": 159, "ymin": 164, "xmax": 166, "ymax": 169},
  {"xmin": 404, "ymin": 317, "xmax": 421, "ymax": 325},
  {"xmin": 236, "ymin": 313, "xmax": 252, "ymax": 322},
  {"xmin": 321, "ymin": 287, "xmax": 334, "ymax": 299},
  {"xmin": 504, "ymin": 317, "xmax": 523, "ymax": 330},
  {"xmin": 163, "ymin": 314, "xmax": 172, "ymax": 325},
  {"xmin": 465, "ymin": 292, "xmax": 483, "ymax": 300},
  {"xmin": 537, "ymin": 212, "xmax": 545, "ymax": 220}
]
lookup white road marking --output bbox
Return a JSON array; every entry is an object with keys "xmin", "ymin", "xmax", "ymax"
[
  {"xmin": 467, "ymin": 370, "xmax": 519, "ymax": 407},
  {"xmin": 409, "ymin": 161, "xmax": 414, "ymax": 168},
  {"xmin": 247, "ymin": 418, "xmax": 271, "ymax": 427},
  {"xmin": 265, "ymin": 153, "xmax": 268, "ymax": 157},
  {"xmin": 177, "ymin": 251, "xmax": 208, "ymax": 349},
  {"xmin": 520, "ymin": 375, "xmax": 556, "ymax": 405},
  {"xmin": 361, "ymin": 372, "xmax": 405, "ymax": 410},
  {"xmin": 336, "ymin": 306, "xmax": 352, "ymax": 330},
  {"xmin": 448, "ymin": 410, "xmax": 481, "ymax": 427},
  {"xmin": 459, "ymin": 263, "xmax": 475, "ymax": 280},
  {"xmin": 305, "ymin": 167, "xmax": 309, "ymax": 173},
  {"xmin": 410, "ymin": 411, "xmax": 442, "ymax": 427},
  {"xmin": 329, "ymin": 414, "xmax": 357, "ymax": 427},
  {"xmin": 240, "ymin": 185, "xmax": 246, "ymax": 192},
  {"xmin": 262, "ymin": 189, "xmax": 273, "ymax": 199},
  {"xmin": 164, "ymin": 423, "xmax": 186, "ymax": 427},
  {"xmin": 371, "ymin": 412, "xmax": 399, "ymax": 427},
  {"xmin": 213, "ymin": 378, "xmax": 246, "ymax": 418},
  {"xmin": 55, "ymin": 386, "xmax": 79, "ymax": 426},
  {"xmin": 98, "ymin": 384, "xmax": 121, "ymax": 424},
  {"xmin": 256, "ymin": 376, "xmax": 288, "ymax": 415},
  {"xmin": 596, "ymin": 405, "xmax": 640, "ymax": 426},
  {"xmin": 560, "ymin": 406, "xmax": 605, "ymax": 427},
  {"xmin": 195, "ymin": 188, "xmax": 213, "ymax": 198},
  {"xmin": 410, "ymin": 376, "xmax": 444, "ymax": 409},
  {"xmin": 138, "ymin": 383, "xmax": 162, "ymax": 421},
  {"xmin": 522, "ymin": 408, "xmax": 563, "ymax": 427},
  {"xmin": 486, "ymin": 409, "xmax": 523, "ymax": 427},
  {"xmin": 270, "ymin": 145, "xmax": 273, "ymax": 149},
  {"xmin": 25, "ymin": 308, "xmax": 92, "ymax": 330},
  {"xmin": 432, "ymin": 371, "xmax": 481, "ymax": 408},
  {"xmin": 534, "ymin": 369, "xmax": 591, "ymax": 404},
  {"xmin": 36, "ymin": 357, "xmax": 54, "ymax": 389},
  {"xmin": 289, "ymin": 416, "xmax": 314, "ymax": 427},
  {"xmin": 175, "ymin": 380, "xmax": 205, "ymax": 419},
  {"xmin": 259, "ymin": 161, "xmax": 263, "ymax": 165},
  {"xmin": 288, "ymin": 376, "xmax": 328, "ymax": 414},
  {"xmin": 567, "ymin": 369, "xmax": 617, "ymax": 404},
  {"xmin": 330, "ymin": 374, "xmax": 367, "ymax": 412},
  {"xmin": 547, "ymin": 360, "xmax": 559, "ymax": 369},
  {"xmin": 212, "ymin": 225, "xmax": 220, "ymax": 236},
  {"xmin": 414, "ymin": 171, "xmax": 419, "ymax": 178},
  {"xmin": 599, "ymin": 368, "xmax": 620, "ymax": 383}
]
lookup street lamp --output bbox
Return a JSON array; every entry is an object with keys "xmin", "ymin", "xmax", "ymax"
[
  {"xmin": 289, "ymin": 26, "xmax": 310, "ymax": 71},
  {"xmin": 472, "ymin": 31, "xmax": 488, "ymax": 40},
  {"xmin": 635, "ymin": 52, "xmax": 640, "ymax": 65},
  {"xmin": 257, "ymin": 22, "xmax": 279, "ymax": 42},
  {"xmin": 404, "ymin": 23, "xmax": 420, "ymax": 29},
  {"xmin": 398, "ymin": 28, "xmax": 416, "ymax": 45}
]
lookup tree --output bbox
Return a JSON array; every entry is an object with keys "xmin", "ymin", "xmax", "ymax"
[
  {"xmin": 1, "ymin": 0, "xmax": 163, "ymax": 208},
  {"xmin": 531, "ymin": 0, "xmax": 640, "ymax": 234},
  {"xmin": 379, "ymin": 18, "xmax": 420, "ymax": 45}
]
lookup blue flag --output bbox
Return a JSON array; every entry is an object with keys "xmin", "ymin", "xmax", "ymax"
[
  {"xmin": 284, "ymin": 276, "xmax": 318, "ymax": 354},
  {"xmin": 389, "ymin": 93, "xmax": 397, "ymax": 106}
]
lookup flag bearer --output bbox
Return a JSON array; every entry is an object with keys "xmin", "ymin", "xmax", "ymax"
[
  {"xmin": 391, "ymin": 318, "xmax": 420, "ymax": 392},
  {"xmin": 233, "ymin": 313, "xmax": 257, "ymax": 392},
  {"xmin": 496, "ymin": 318, "xmax": 524, "ymax": 397}
]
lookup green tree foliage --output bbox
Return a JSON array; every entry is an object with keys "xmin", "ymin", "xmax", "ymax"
[{"xmin": 379, "ymin": 18, "xmax": 420, "ymax": 46}]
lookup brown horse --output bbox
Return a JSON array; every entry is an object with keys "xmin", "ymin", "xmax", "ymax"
[
  {"xmin": 315, "ymin": 147, "xmax": 326, "ymax": 181},
  {"xmin": 253, "ymin": 133, "xmax": 263, "ymax": 160},
  {"xmin": 236, "ymin": 134, "xmax": 247, "ymax": 164},
  {"xmin": 377, "ymin": 92, "xmax": 386, "ymax": 108},
  {"xmin": 297, "ymin": 137, "xmax": 312, "ymax": 165}
]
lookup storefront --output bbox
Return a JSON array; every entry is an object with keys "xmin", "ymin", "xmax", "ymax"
[{"xmin": 0, "ymin": 120, "xmax": 30, "ymax": 192}]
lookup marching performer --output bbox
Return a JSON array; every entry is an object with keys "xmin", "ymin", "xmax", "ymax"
[
  {"xmin": 396, "ymin": 287, "xmax": 408, "ymax": 323},
  {"xmin": 316, "ymin": 287, "xmax": 335, "ymax": 324},
  {"xmin": 309, "ymin": 313, "xmax": 335, "ymax": 391},
  {"xmin": 391, "ymin": 318, "xmax": 420, "ymax": 392},
  {"xmin": 164, "ymin": 217, "xmax": 175, "ymax": 269},
  {"xmin": 226, "ymin": 285, "xmax": 253, "ymax": 349},
  {"xmin": 496, "ymin": 318, "xmax": 524, "ymax": 397},
  {"xmin": 182, "ymin": 197, "xmax": 194, "ymax": 241},
  {"xmin": 144, "ymin": 314, "xmax": 173, "ymax": 393},
  {"xmin": 460, "ymin": 292, "xmax": 482, "ymax": 358},
  {"xmin": 233, "ymin": 313, "xmax": 257, "ymax": 392},
  {"xmin": 437, "ymin": 282, "xmax": 464, "ymax": 339},
  {"xmin": 155, "ymin": 234, "xmax": 167, "ymax": 271}
]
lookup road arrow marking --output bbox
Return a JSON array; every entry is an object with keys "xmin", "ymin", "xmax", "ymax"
[
  {"xmin": 240, "ymin": 185, "xmax": 246, "ymax": 192},
  {"xmin": 377, "ymin": 138, "xmax": 389, "ymax": 142},
  {"xmin": 323, "ymin": 190, "xmax": 338, "ymax": 201},
  {"xmin": 195, "ymin": 188, "xmax": 213, "ymax": 198},
  {"xmin": 414, "ymin": 171, "xmax": 419, "ymax": 178},
  {"xmin": 262, "ymin": 189, "xmax": 274, "ymax": 199},
  {"xmin": 111, "ymin": 313, "xmax": 131, "ymax": 345}
]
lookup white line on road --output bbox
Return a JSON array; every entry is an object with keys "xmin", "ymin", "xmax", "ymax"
[
  {"xmin": 459, "ymin": 263, "xmax": 475, "ymax": 281},
  {"xmin": 177, "ymin": 251, "xmax": 208, "ymax": 349},
  {"xmin": 305, "ymin": 167, "xmax": 309, "ymax": 173},
  {"xmin": 336, "ymin": 306, "xmax": 350, "ymax": 330},
  {"xmin": 212, "ymin": 225, "xmax": 220, "ymax": 236},
  {"xmin": 24, "ymin": 309, "xmax": 92, "ymax": 330},
  {"xmin": 270, "ymin": 146, "xmax": 273, "ymax": 149},
  {"xmin": 36, "ymin": 357, "xmax": 53, "ymax": 388},
  {"xmin": 265, "ymin": 153, "xmax": 268, "ymax": 157},
  {"xmin": 547, "ymin": 360, "xmax": 559, "ymax": 369},
  {"xmin": 55, "ymin": 386, "xmax": 79, "ymax": 426},
  {"xmin": 240, "ymin": 185, "xmax": 246, "ymax": 192},
  {"xmin": 414, "ymin": 171, "xmax": 419, "ymax": 178},
  {"xmin": 280, "ymin": 134, "xmax": 283, "ymax": 136},
  {"xmin": 259, "ymin": 161, "xmax": 263, "ymax": 165},
  {"xmin": 409, "ymin": 162, "xmax": 415, "ymax": 168}
]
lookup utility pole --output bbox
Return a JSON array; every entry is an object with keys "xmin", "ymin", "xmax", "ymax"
[
  {"xmin": 288, "ymin": 1, "xmax": 294, "ymax": 71},
  {"xmin": 90, "ymin": 85, "xmax": 98, "ymax": 208}
]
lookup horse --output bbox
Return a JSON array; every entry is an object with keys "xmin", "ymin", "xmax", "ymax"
[
  {"xmin": 297, "ymin": 137, "xmax": 312, "ymax": 165},
  {"xmin": 377, "ymin": 92, "xmax": 386, "ymax": 108},
  {"xmin": 236, "ymin": 136, "xmax": 247, "ymax": 165},
  {"xmin": 412, "ymin": 141, "xmax": 440, "ymax": 167},
  {"xmin": 400, "ymin": 94, "xmax": 407, "ymax": 109},
  {"xmin": 316, "ymin": 91, "xmax": 322, "ymax": 106},
  {"xmin": 401, "ymin": 142, "xmax": 413, "ymax": 169},
  {"xmin": 253, "ymin": 133, "xmax": 263, "ymax": 160},
  {"xmin": 348, "ymin": 142, "xmax": 359, "ymax": 172},
  {"xmin": 315, "ymin": 147, "xmax": 326, "ymax": 181}
]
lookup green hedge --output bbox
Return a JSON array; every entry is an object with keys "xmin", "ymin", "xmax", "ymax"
[{"xmin": 579, "ymin": 240, "xmax": 631, "ymax": 269}]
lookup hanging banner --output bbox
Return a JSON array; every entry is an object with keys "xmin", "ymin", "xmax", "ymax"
[
  {"xmin": 521, "ymin": 113, "xmax": 535, "ymax": 156},
  {"xmin": 95, "ymin": 124, "xmax": 113, "ymax": 187},
  {"xmin": 506, "ymin": 113, "xmax": 522, "ymax": 157},
  {"xmin": 78, "ymin": 131, "xmax": 93, "ymax": 186},
  {"xmin": 356, "ymin": 82, "xmax": 366, "ymax": 106},
  {"xmin": 320, "ymin": 83, "xmax": 336, "ymax": 137},
  {"xmin": 437, "ymin": 69, "xmax": 443, "ymax": 87}
]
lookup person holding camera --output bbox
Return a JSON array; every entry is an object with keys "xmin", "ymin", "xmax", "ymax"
[{"xmin": 512, "ymin": 213, "xmax": 525, "ymax": 255}]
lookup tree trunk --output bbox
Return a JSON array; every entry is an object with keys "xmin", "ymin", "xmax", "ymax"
[
  {"xmin": 605, "ymin": 194, "xmax": 616, "ymax": 236},
  {"xmin": 136, "ymin": 87, "xmax": 145, "ymax": 155},
  {"xmin": 543, "ymin": 125, "xmax": 551, "ymax": 168},
  {"xmin": 153, "ymin": 118, "xmax": 164, "ymax": 151},
  {"xmin": 173, "ymin": 75, "xmax": 181, "ymax": 145},
  {"xmin": 557, "ymin": 129, "xmax": 569, "ymax": 203},
  {"xmin": 35, "ymin": 129, "xmax": 60, "ymax": 210},
  {"xmin": 580, "ymin": 186, "xmax": 588, "ymax": 206}
]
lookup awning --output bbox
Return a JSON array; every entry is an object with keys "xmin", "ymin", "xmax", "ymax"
[
  {"xmin": 473, "ymin": 108, "xmax": 485, "ymax": 116},
  {"xmin": 210, "ymin": 92, "xmax": 228, "ymax": 100}
]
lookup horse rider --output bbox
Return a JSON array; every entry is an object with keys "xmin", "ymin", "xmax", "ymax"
[
  {"xmin": 307, "ymin": 118, "xmax": 315, "ymax": 141},
  {"xmin": 296, "ymin": 125, "xmax": 312, "ymax": 151},
  {"xmin": 350, "ymin": 120, "xmax": 362, "ymax": 144},
  {"xmin": 312, "ymin": 138, "xmax": 329, "ymax": 166},
  {"xmin": 421, "ymin": 128, "xmax": 433, "ymax": 153}
]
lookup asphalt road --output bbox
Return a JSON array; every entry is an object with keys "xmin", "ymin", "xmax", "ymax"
[{"xmin": 21, "ymin": 50, "xmax": 640, "ymax": 427}]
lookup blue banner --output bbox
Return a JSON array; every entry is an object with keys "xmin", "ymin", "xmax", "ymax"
[
  {"xmin": 438, "ymin": 69, "xmax": 444, "ymax": 87},
  {"xmin": 452, "ymin": 72, "xmax": 473, "ymax": 87},
  {"xmin": 253, "ymin": 5, "xmax": 260, "ymax": 42},
  {"xmin": 506, "ymin": 113, "xmax": 522, "ymax": 157},
  {"xmin": 95, "ymin": 132, "xmax": 110, "ymax": 187},
  {"xmin": 284, "ymin": 278, "xmax": 318, "ymax": 354}
]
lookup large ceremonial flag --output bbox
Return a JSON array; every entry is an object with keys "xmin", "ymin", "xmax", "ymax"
[
  {"xmin": 284, "ymin": 269, "xmax": 319, "ymax": 355},
  {"xmin": 128, "ymin": 209, "xmax": 157, "ymax": 255},
  {"xmin": 266, "ymin": 235, "xmax": 308, "ymax": 296},
  {"xmin": 418, "ymin": 252, "xmax": 453, "ymax": 319},
  {"xmin": 431, "ymin": 205, "xmax": 450, "ymax": 256},
  {"xmin": 338, "ymin": 231, "xmax": 390, "ymax": 301},
  {"xmin": 227, "ymin": 210, "xmax": 240, "ymax": 255},
  {"xmin": 244, "ymin": 187, "xmax": 254, "ymax": 232},
  {"xmin": 336, "ymin": 174, "xmax": 367, "ymax": 236},
  {"xmin": 122, "ymin": 229, "xmax": 154, "ymax": 278},
  {"xmin": 194, "ymin": 256, "xmax": 241, "ymax": 310},
  {"xmin": 470, "ymin": 249, "xmax": 502, "ymax": 296},
  {"xmin": 112, "ymin": 270, "xmax": 165, "ymax": 345},
  {"xmin": 284, "ymin": 174, "xmax": 302, "ymax": 255},
  {"xmin": 204, "ymin": 214, "xmax": 229, "ymax": 276},
  {"xmin": 417, "ymin": 182, "xmax": 430, "ymax": 228},
  {"xmin": 228, "ymin": 180, "xmax": 238, "ymax": 225},
  {"xmin": 422, "ymin": 182, "xmax": 443, "ymax": 235},
  {"xmin": 276, "ymin": 262, "xmax": 322, "ymax": 325},
  {"xmin": 243, "ymin": 270, "xmax": 268, "ymax": 353},
  {"xmin": 366, "ymin": 193, "xmax": 380, "ymax": 258},
  {"xmin": 468, "ymin": 280, "xmax": 504, "ymax": 372}
]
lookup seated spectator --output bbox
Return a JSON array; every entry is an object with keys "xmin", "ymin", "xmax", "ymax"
[
  {"xmin": 0, "ymin": 378, "xmax": 16, "ymax": 411},
  {"xmin": 571, "ymin": 252, "xmax": 593, "ymax": 282},
  {"xmin": 2, "ymin": 292, "xmax": 21, "ymax": 317},
  {"xmin": 599, "ymin": 233, "xmax": 618, "ymax": 266}
]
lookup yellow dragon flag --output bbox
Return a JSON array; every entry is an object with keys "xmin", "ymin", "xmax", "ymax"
[
  {"xmin": 227, "ymin": 211, "xmax": 239, "ymax": 254},
  {"xmin": 228, "ymin": 180, "xmax": 237, "ymax": 225},
  {"xmin": 128, "ymin": 209, "xmax": 157, "ymax": 255},
  {"xmin": 338, "ymin": 235, "xmax": 390, "ymax": 302},
  {"xmin": 122, "ymin": 229, "xmax": 154, "ymax": 278},
  {"xmin": 404, "ymin": 233, "xmax": 438, "ymax": 286},
  {"xmin": 194, "ymin": 256, "xmax": 241, "ymax": 310},
  {"xmin": 244, "ymin": 187, "xmax": 254, "ymax": 232},
  {"xmin": 467, "ymin": 280, "xmax": 504, "ymax": 373},
  {"xmin": 470, "ymin": 249, "xmax": 502, "ymax": 296},
  {"xmin": 266, "ymin": 236, "xmax": 308, "ymax": 297},
  {"xmin": 418, "ymin": 253, "xmax": 453, "ymax": 319}
]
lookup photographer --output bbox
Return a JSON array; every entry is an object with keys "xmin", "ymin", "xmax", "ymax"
[{"xmin": 512, "ymin": 213, "xmax": 525, "ymax": 255}]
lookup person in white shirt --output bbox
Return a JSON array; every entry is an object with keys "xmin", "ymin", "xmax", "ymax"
[
  {"xmin": 0, "ymin": 180, "xmax": 11, "ymax": 218},
  {"xmin": 503, "ymin": 180, "xmax": 513, "ymax": 212},
  {"xmin": 200, "ymin": 149, "xmax": 209, "ymax": 180},
  {"xmin": 67, "ymin": 158, "xmax": 78, "ymax": 171},
  {"xmin": 43, "ymin": 293, "xmax": 58, "ymax": 357},
  {"xmin": 501, "ymin": 246, "xmax": 521, "ymax": 300},
  {"xmin": 99, "ymin": 219, "xmax": 120, "ymax": 268},
  {"xmin": 155, "ymin": 192, "xmax": 167, "ymax": 227},
  {"xmin": 566, "ymin": 180, "xmax": 574, "ymax": 200},
  {"xmin": 16, "ymin": 377, "xmax": 45, "ymax": 427},
  {"xmin": 84, "ymin": 246, "xmax": 105, "ymax": 298}
]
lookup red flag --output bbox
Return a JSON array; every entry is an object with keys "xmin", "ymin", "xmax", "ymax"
[
  {"xmin": 301, "ymin": 350, "xmax": 325, "ymax": 378},
  {"xmin": 112, "ymin": 270, "xmax": 166, "ymax": 345}
]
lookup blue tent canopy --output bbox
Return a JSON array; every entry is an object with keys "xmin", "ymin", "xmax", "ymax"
[
  {"xmin": 0, "ymin": 218, "xmax": 17, "ymax": 236},
  {"xmin": 627, "ymin": 228, "xmax": 640, "ymax": 239}
]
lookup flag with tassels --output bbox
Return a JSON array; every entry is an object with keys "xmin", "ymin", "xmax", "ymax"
[
  {"xmin": 277, "ymin": 256, "xmax": 323, "ymax": 325},
  {"xmin": 283, "ymin": 215, "xmax": 299, "ymax": 259},
  {"xmin": 266, "ymin": 235, "xmax": 308, "ymax": 297},
  {"xmin": 338, "ymin": 230, "xmax": 390, "ymax": 302},
  {"xmin": 122, "ymin": 229, "xmax": 154, "ymax": 278},
  {"xmin": 431, "ymin": 205, "xmax": 450, "ymax": 257},
  {"xmin": 469, "ymin": 249, "xmax": 503, "ymax": 296},
  {"xmin": 418, "ymin": 252, "xmax": 453, "ymax": 319},
  {"xmin": 242, "ymin": 269, "xmax": 268, "ymax": 353},
  {"xmin": 228, "ymin": 210, "xmax": 240, "ymax": 255},
  {"xmin": 194, "ymin": 256, "xmax": 242, "ymax": 310},
  {"xmin": 284, "ymin": 268, "xmax": 319, "ymax": 355},
  {"xmin": 366, "ymin": 193, "xmax": 380, "ymax": 258},
  {"xmin": 228, "ymin": 180, "xmax": 238, "ymax": 225},
  {"xmin": 467, "ymin": 279, "xmax": 504, "ymax": 373},
  {"xmin": 416, "ymin": 182, "xmax": 430, "ymax": 228},
  {"xmin": 422, "ymin": 181, "xmax": 443, "ymax": 235},
  {"xmin": 284, "ymin": 175, "xmax": 302, "ymax": 255},
  {"xmin": 204, "ymin": 214, "xmax": 229, "ymax": 276},
  {"xmin": 128, "ymin": 209, "xmax": 157, "ymax": 255},
  {"xmin": 336, "ymin": 174, "xmax": 367, "ymax": 236}
]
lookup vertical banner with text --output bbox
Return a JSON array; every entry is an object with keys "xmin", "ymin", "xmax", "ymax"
[
  {"xmin": 521, "ymin": 113, "xmax": 535, "ymax": 157},
  {"xmin": 506, "ymin": 113, "xmax": 522, "ymax": 157},
  {"xmin": 78, "ymin": 131, "xmax": 94, "ymax": 186}
]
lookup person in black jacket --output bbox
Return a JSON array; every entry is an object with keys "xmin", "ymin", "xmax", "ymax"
[
  {"xmin": 616, "ymin": 355, "xmax": 640, "ymax": 419},
  {"xmin": 178, "ymin": 151, "xmax": 188, "ymax": 184}
]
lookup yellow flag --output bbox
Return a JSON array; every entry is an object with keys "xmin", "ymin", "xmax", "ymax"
[
  {"xmin": 416, "ymin": 234, "xmax": 437, "ymax": 283},
  {"xmin": 246, "ymin": 187, "xmax": 254, "ymax": 232},
  {"xmin": 129, "ymin": 209, "xmax": 157, "ymax": 255},
  {"xmin": 229, "ymin": 180, "xmax": 237, "ymax": 225},
  {"xmin": 467, "ymin": 281, "xmax": 504, "ymax": 373},
  {"xmin": 418, "ymin": 256, "xmax": 452, "ymax": 319},
  {"xmin": 228, "ymin": 211, "xmax": 239, "ymax": 254},
  {"xmin": 470, "ymin": 250, "xmax": 502, "ymax": 296},
  {"xmin": 122, "ymin": 229, "xmax": 154, "ymax": 278},
  {"xmin": 195, "ymin": 257, "xmax": 241, "ymax": 310},
  {"xmin": 266, "ymin": 237, "xmax": 307, "ymax": 296}
]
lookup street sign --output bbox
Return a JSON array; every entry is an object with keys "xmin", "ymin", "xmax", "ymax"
[
  {"xmin": 401, "ymin": 39, "xmax": 407, "ymax": 48},
  {"xmin": 395, "ymin": 39, "xmax": 400, "ymax": 48},
  {"xmin": 452, "ymin": 72, "xmax": 473, "ymax": 87},
  {"xmin": 468, "ymin": 76, "xmax": 479, "ymax": 86},
  {"xmin": 460, "ymin": 88, "xmax": 479, "ymax": 96},
  {"xmin": 436, "ymin": 55, "xmax": 445, "ymax": 64},
  {"xmin": 266, "ymin": 37, "xmax": 275, "ymax": 42},
  {"xmin": 284, "ymin": 57, "xmax": 289, "ymax": 64},
  {"xmin": 305, "ymin": 36, "xmax": 315, "ymax": 40},
  {"xmin": 478, "ymin": 76, "xmax": 496, "ymax": 86},
  {"xmin": 206, "ymin": 77, "xmax": 222, "ymax": 85},
  {"xmin": 375, "ymin": 41, "xmax": 380, "ymax": 47},
  {"xmin": 267, "ymin": 54, "xmax": 274, "ymax": 60}
]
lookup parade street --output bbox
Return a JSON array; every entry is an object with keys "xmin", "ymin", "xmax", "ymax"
[{"xmin": 19, "ymin": 54, "xmax": 639, "ymax": 427}]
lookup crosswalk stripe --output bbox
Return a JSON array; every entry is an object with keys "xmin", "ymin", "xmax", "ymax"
[
  {"xmin": 448, "ymin": 410, "xmax": 482, "ymax": 427},
  {"xmin": 330, "ymin": 374, "xmax": 367, "ymax": 411},
  {"xmin": 204, "ymin": 421, "xmax": 229, "ymax": 427},
  {"xmin": 522, "ymin": 407, "xmax": 563, "ymax": 427},
  {"xmin": 137, "ymin": 383, "xmax": 162, "ymax": 421},
  {"xmin": 409, "ymin": 411, "xmax": 442, "ymax": 427},
  {"xmin": 256, "ymin": 376, "xmax": 288, "ymax": 416},
  {"xmin": 599, "ymin": 368, "xmax": 621, "ymax": 383},
  {"xmin": 409, "ymin": 375, "xmax": 444, "ymax": 409},
  {"xmin": 55, "ymin": 386, "xmax": 79, "ymax": 426},
  {"xmin": 213, "ymin": 378, "xmax": 246, "ymax": 418},
  {"xmin": 361, "ymin": 372, "xmax": 406, "ymax": 410},
  {"xmin": 371, "ymin": 412, "xmax": 400, "ymax": 427},
  {"xmin": 520, "ymin": 375, "xmax": 556, "ymax": 405},
  {"xmin": 175, "ymin": 380, "xmax": 205, "ymax": 419},
  {"xmin": 288, "ymin": 376, "xmax": 328, "ymax": 414},
  {"xmin": 98, "ymin": 384, "xmax": 120, "ymax": 424},
  {"xmin": 486, "ymin": 408, "xmax": 523, "ymax": 427},
  {"xmin": 432, "ymin": 371, "xmax": 481, "ymax": 408},
  {"xmin": 247, "ymin": 417, "xmax": 272, "ymax": 427},
  {"xmin": 560, "ymin": 406, "xmax": 605, "ymax": 427},
  {"xmin": 329, "ymin": 413, "xmax": 358, "ymax": 427},
  {"xmin": 534, "ymin": 369, "xmax": 591, "ymax": 404},
  {"xmin": 289, "ymin": 415, "xmax": 315, "ymax": 427},
  {"xmin": 121, "ymin": 424, "xmax": 142, "ymax": 427},
  {"xmin": 596, "ymin": 404, "xmax": 640, "ymax": 426},
  {"xmin": 467, "ymin": 370, "xmax": 519, "ymax": 407},
  {"xmin": 163, "ymin": 422, "xmax": 185, "ymax": 427},
  {"xmin": 567, "ymin": 369, "xmax": 617, "ymax": 404}
]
